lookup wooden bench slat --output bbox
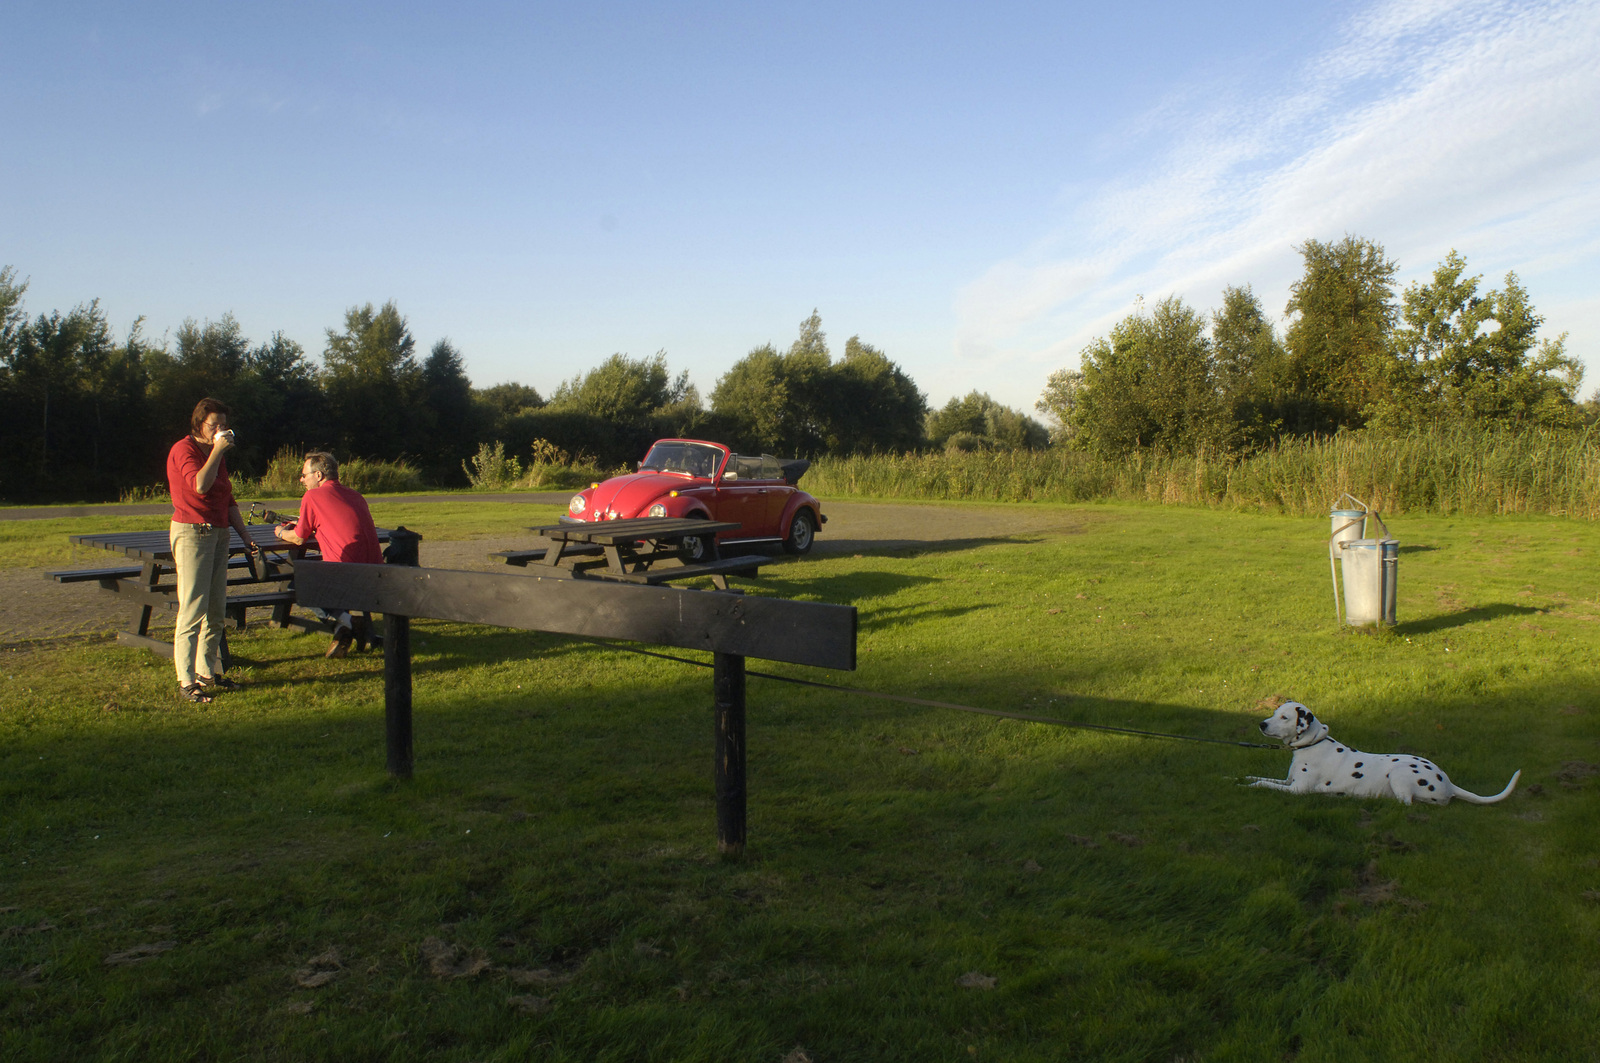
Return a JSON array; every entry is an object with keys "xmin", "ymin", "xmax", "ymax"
[
  {"xmin": 51, "ymin": 555, "xmax": 266, "ymax": 582},
  {"xmin": 50, "ymin": 566, "xmax": 146, "ymax": 583}
]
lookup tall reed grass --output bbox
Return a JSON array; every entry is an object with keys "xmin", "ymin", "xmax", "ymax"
[
  {"xmin": 808, "ymin": 426, "xmax": 1600, "ymax": 518},
  {"xmin": 241, "ymin": 449, "xmax": 426, "ymax": 497},
  {"xmin": 121, "ymin": 449, "xmax": 427, "ymax": 503}
]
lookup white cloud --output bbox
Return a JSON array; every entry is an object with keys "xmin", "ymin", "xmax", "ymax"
[{"xmin": 956, "ymin": 0, "xmax": 1600, "ymax": 406}]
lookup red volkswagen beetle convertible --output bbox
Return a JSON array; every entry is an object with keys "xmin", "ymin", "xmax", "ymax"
[{"xmin": 562, "ymin": 439, "xmax": 826, "ymax": 559}]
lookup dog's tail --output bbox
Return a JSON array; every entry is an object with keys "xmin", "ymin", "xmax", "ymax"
[{"xmin": 1453, "ymin": 769, "xmax": 1521, "ymax": 805}]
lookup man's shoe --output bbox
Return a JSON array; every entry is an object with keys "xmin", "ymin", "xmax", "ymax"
[
  {"xmin": 326, "ymin": 626, "xmax": 352, "ymax": 659},
  {"xmin": 197, "ymin": 674, "xmax": 240, "ymax": 692}
]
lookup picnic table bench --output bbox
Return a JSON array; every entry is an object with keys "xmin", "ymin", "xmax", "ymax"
[
  {"xmin": 495, "ymin": 517, "xmax": 768, "ymax": 591},
  {"xmin": 55, "ymin": 524, "xmax": 392, "ymax": 660}
]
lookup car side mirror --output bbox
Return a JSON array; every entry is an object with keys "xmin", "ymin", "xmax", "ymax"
[{"xmin": 722, "ymin": 471, "xmax": 738, "ymax": 481}]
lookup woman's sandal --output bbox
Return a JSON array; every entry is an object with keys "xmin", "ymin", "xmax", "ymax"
[
  {"xmin": 179, "ymin": 683, "xmax": 214, "ymax": 704},
  {"xmin": 197, "ymin": 674, "xmax": 239, "ymax": 692}
]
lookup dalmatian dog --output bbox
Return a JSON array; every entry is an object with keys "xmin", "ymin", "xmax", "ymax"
[{"xmin": 1244, "ymin": 701, "xmax": 1520, "ymax": 805}]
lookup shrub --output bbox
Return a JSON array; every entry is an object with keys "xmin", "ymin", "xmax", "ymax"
[
  {"xmin": 251, "ymin": 447, "xmax": 309, "ymax": 496},
  {"xmin": 944, "ymin": 432, "xmax": 986, "ymax": 454},
  {"xmin": 462, "ymin": 441, "xmax": 522, "ymax": 490}
]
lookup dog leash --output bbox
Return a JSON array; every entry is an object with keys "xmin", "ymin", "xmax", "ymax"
[{"xmin": 578, "ymin": 638, "xmax": 1282, "ymax": 751}]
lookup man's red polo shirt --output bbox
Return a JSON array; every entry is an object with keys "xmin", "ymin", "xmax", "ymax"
[{"xmin": 292, "ymin": 482, "xmax": 381, "ymax": 564}]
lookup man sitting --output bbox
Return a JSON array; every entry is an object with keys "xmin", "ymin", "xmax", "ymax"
[{"xmin": 273, "ymin": 451, "xmax": 381, "ymax": 657}]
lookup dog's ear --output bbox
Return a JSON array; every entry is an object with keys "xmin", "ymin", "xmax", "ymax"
[{"xmin": 1293, "ymin": 704, "xmax": 1312, "ymax": 736}]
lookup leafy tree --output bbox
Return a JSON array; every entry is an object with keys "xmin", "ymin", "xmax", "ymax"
[
  {"xmin": 0, "ymin": 266, "xmax": 27, "ymax": 360},
  {"xmin": 1211, "ymin": 285, "xmax": 1290, "ymax": 447},
  {"xmin": 420, "ymin": 339, "xmax": 476, "ymax": 480},
  {"xmin": 144, "ymin": 314, "xmax": 253, "ymax": 441},
  {"xmin": 1384, "ymin": 251, "xmax": 1581, "ymax": 429},
  {"xmin": 779, "ymin": 310, "xmax": 833, "ymax": 454},
  {"xmin": 2, "ymin": 300, "xmax": 137, "ymax": 496},
  {"xmin": 144, "ymin": 315, "xmax": 331, "ymax": 476},
  {"xmin": 927, "ymin": 391, "xmax": 1049, "ymax": 450},
  {"xmin": 1036, "ymin": 369, "xmax": 1082, "ymax": 444},
  {"xmin": 1067, "ymin": 296, "xmax": 1232, "ymax": 456},
  {"xmin": 0, "ymin": 268, "xmax": 30, "ymax": 494},
  {"xmin": 475, "ymin": 382, "xmax": 544, "ymax": 418},
  {"xmin": 232, "ymin": 332, "xmax": 331, "ymax": 471},
  {"xmin": 827, "ymin": 336, "xmax": 926, "ymax": 452},
  {"xmin": 710, "ymin": 344, "xmax": 791, "ymax": 452},
  {"xmin": 1282, "ymin": 236, "xmax": 1399, "ymax": 433},
  {"xmin": 712, "ymin": 313, "xmax": 925, "ymax": 456},
  {"xmin": 322, "ymin": 301, "xmax": 424, "ymax": 460},
  {"xmin": 473, "ymin": 382, "xmax": 542, "ymax": 440},
  {"xmin": 550, "ymin": 350, "xmax": 694, "ymax": 427}
]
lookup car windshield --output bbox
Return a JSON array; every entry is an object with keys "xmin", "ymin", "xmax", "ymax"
[{"xmin": 638, "ymin": 442, "xmax": 722, "ymax": 479}]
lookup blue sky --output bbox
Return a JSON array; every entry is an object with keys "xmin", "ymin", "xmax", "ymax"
[{"xmin": 4, "ymin": 0, "xmax": 1596, "ymax": 416}]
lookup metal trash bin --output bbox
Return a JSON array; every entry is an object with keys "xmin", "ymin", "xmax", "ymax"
[
  {"xmin": 1330, "ymin": 505, "xmax": 1366, "ymax": 547},
  {"xmin": 1338, "ymin": 537, "xmax": 1398, "ymax": 626},
  {"xmin": 1327, "ymin": 494, "xmax": 1397, "ymax": 627}
]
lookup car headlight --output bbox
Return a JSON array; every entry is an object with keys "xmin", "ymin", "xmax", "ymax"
[
  {"xmin": 648, "ymin": 503, "xmax": 667, "ymax": 517},
  {"xmin": 569, "ymin": 494, "xmax": 587, "ymax": 514}
]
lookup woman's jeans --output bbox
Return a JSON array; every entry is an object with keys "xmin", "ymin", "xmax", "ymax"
[{"xmin": 170, "ymin": 521, "xmax": 230, "ymax": 686}]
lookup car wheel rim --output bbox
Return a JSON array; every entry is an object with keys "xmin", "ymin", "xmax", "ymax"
[{"xmin": 792, "ymin": 517, "xmax": 811, "ymax": 549}]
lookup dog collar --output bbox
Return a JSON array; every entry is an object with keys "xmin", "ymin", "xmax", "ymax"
[{"xmin": 1290, "ymin": 734, "xmax": 1332, "ymax": 750}]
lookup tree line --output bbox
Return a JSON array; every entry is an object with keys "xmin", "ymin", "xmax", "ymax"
[
  {"xmin": 2, "ymin": 236, "xmax": 1582, "ymax": 502},
  {"xmin": 0, "ymin": 274, "xmax": 1030, "ymax": 500},
  {"xmin": 1038, "ymin": 237, "xmax": 1585, "ymax": 457}
]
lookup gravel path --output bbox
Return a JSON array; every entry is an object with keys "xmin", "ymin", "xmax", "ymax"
[{"xmin": 1, "ymin": 501, "xmax": 1092, "ymax": 647}]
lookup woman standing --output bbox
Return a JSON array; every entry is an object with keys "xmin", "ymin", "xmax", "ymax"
[{"xmin": 166, "ymin": 397, "xmax": 258, "ymax": 703}]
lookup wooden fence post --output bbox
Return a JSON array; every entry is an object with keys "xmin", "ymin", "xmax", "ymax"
[
  {"xmin": 382, "ymin": 527, "xmax": 422, "ymax": 780},
  {"xmin": 714, "ymin": 651, "xmax": 747, "ymax": 856}
]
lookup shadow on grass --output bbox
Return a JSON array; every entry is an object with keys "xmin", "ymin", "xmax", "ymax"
[
  {"xmin": 815, "ymin": 534, "xmax": 1046, "ymax": 557},
  {"xmin": 774, "ymin": 570, "xmax": 999, "ymax": 632},
  {"xmin": 1392, "ymin": 603, "xmax": 1541, "ymax": 635},
  {"xmin": 772, "ymin": 569, "xmax": 940, "ymax": 602}
]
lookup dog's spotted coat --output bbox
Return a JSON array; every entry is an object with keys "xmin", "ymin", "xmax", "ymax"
[{"xmin": 1244, "ymin": 701, "xmax": 1520, "ymax": 805}]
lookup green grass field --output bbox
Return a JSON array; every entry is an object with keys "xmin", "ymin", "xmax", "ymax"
[
  {"xmin": 0, "ymin": 499, "xmax": 562, "ymax": 571},
  {"xmin": 3, "ymin": 503, "xmax": 1599, "ymax": 1061}
]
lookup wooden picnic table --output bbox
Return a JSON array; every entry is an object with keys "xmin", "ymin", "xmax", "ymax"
[
  {"xmin": 60, "ymin": 524, "xmax": 392, "ymax": 659},
  {"xmin": 495, "ymin": 517, "xmax": 767, "ymax": 590}
]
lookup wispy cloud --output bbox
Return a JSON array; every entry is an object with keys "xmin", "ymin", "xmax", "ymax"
[{"xmin": 956, "ymin": 0, "xmax": 1600, "ymax": 396}]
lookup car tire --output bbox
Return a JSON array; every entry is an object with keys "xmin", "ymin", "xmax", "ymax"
[
  {"xmin": 783, "ymin": 510, "xmax": 815, "ymax": 556},
  {"xmin": 682, "ymin": 516, "xmax": 718, "ymax": 564}
]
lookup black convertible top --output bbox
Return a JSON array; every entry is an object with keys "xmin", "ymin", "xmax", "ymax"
[{"xmin": 779, "ymin": 459, "xmax": 810, "ymax": 486}]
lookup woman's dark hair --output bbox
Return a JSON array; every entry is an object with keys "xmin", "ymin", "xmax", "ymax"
[{"xmin": 190, "ymin": 397, "xmax": 232, "ymax": 434}]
